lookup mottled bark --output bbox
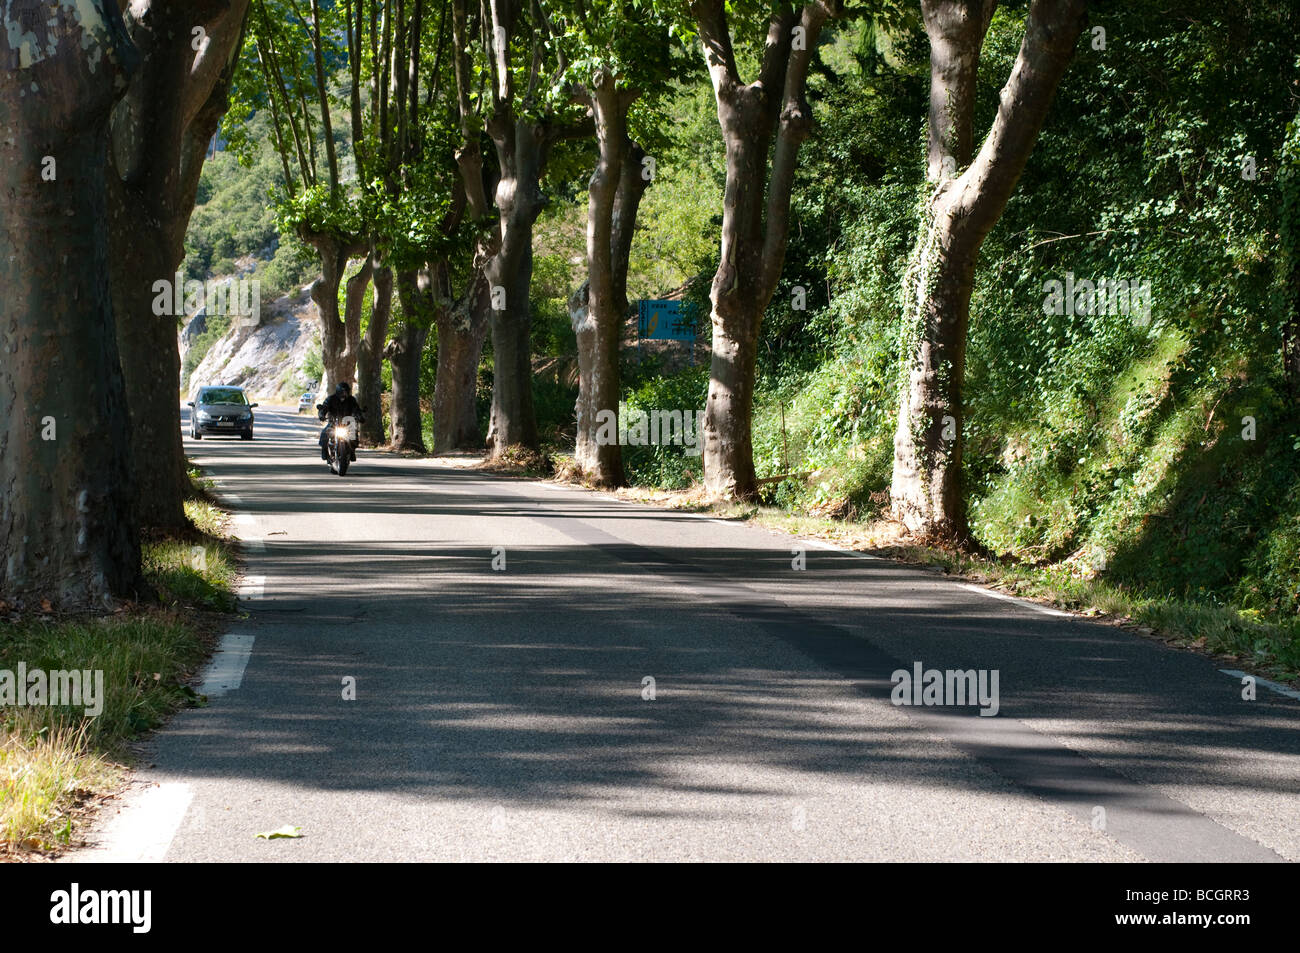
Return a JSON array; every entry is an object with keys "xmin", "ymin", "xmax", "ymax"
[
  {"xmin": 891, "ymin": 0, "xmax": 1088, "ymax": 541},
  {"xmin": 389, "ymin": 268, "xmax": 437, "ymax": 451},
  {"xmin": 108, "ymin": 0, "xmax": 250, "ymax": 529},
  {"xmin": 428, "ymin": 0, "xmax": 492, "ymax": 453},
  {"xmin": 434, "ymin": 272, "xmax": 490, "ymax": 451},
  {"xmin": 479, "ymin": 0, "xmax": 592, "ymax": 457},
  {"xmin": 0, "ymin": 0, "xmax": 142, "ymax": 606},
  {"xmin": 690, "ymin": 0, "xmax": 841, "ymax": 499},
  {"xmin": 358, "ymin": 259, "xmax": 392, "ymax": 445},
  {"xmin": 484, "ymin": 116, "xmax": 545, "ymax": 455},
  {"xmin": 305, "ymin": 231, "xmax": 369, "ymax": 396},
  {"xmin": 572, "ymin": 78, "xmax": 646, "ymax": 487}
]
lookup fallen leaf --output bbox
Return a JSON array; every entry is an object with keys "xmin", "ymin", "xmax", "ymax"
[{"xmin": 255, "ymin": 826, "xmax": 303, "ymax": 840}]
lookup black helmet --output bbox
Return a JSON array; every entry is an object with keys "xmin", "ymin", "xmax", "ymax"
[{"xmin": 336, "ymin": 381, "xmax": 351, "ymax": 395}]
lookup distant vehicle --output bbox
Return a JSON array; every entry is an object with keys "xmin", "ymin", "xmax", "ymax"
[
  {"xmin": 188, "ymin": 385, "xmax": 257, "ymax": 440},
  {"xmin": 298, "ymin": 392, "xmax": 314, "ymax": 413}
]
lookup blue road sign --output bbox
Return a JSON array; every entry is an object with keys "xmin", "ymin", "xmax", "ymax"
[{"xmin": 638, "ymin": 300, "xmax": 698, "ymax": 341}]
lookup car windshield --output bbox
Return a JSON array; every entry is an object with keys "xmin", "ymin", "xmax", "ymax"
[{"xmin": 201, "ymin": 388, "xmax": 247, "ymax": 405}]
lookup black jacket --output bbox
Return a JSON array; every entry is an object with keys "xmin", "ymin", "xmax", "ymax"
[{"xmin": 318, "ymin": 392, "xmax": 364, "ymax": 422}]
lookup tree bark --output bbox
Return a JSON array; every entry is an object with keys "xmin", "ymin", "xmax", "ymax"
[
  {"xmin": 573, "ymin": 80, "xmax": 647, "ymax": 486},
  {"xmin": 691, "ymin": 0, "xmax": 841, "ymax": 499},
  {"xmin": 107, "ymin": 0, "xmax": 250, "ymax": 530},
  {"xmin": 484, "ymin": 116, "xmax": 546, "ymax": 455},
  {"xmin": 305, "ymin": 231, "xmax": 369, "ymax": 396},
  {"xmin": 890, "ymin": 0, "xmax": 1088, "ymax": 541},
  {"xmin": 0, "ymin": 0, "xmax": 143, "ymax": 606},
  {"xmin": 434, "ymin": 271, "xmax": 490, "ymax": 451},
  {"xmin": 389, "ymin": 267, "xmax": 436, "ymax": 451},
  {"xmin": 358, "ymin": 257, "xmax": 392, "ymax": 445}
]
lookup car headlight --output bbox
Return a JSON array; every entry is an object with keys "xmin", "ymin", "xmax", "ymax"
[
  {"xmin": 196, "ymin": 411, "xmax": 212, "ymax": 421},
  {"xmin": 240, "ymin": 411, "xmax": 252, "ymax": 420}
]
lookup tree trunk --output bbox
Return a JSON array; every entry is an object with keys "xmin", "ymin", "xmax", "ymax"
[
  {"xmin": 702, "ymin": 99, "xmax": 774, "ymax": 499},
  {"xmin": 434, "ymin": 272, "xmax": 489, "ymax": 451},
  {"xmin": 891, "ymin": 216, "xmax": 978, "ymax": 540},
  {"xmin": 484, "ymin": 118, "xmax": 547, "ymax": 456},
  {"xmin": 691, "ymin": 0, "xmax": 840, "ymax": 499},
  {"xmin": 343, "ymin": 252, "xmax": 373, "ymax": 387},
  {"xmin": 307, "ymin": 233, "xmax": 368, "ymax": 396},
  {"xmin": 108, "ymin": 0, "xmax": 249, "ymax": 530},
  {"xmin": 111, "ymin": 236, "xmax": 189, "ymax": 530},
  {"xmin": 389, "ymin": 268, "xmax": 435, "ymax": 451},
  {"xmin": 889, "ymin": 0, "xmax": 1087, "ymax": 540},
  {"xmin": 358, "ymin": 259, "xmax": 392, "ymax": 446},
  {"xmin": 0, "ymin": 0, "xmax": 143, "ymax": 606},
  {"xmin": 573, "ymin": 82, "xmax": 647, "ymax": 487}
]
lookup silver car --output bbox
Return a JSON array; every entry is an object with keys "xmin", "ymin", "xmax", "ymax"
[{"xmin": 188, "ymin": 385, "xmax": 258, "ymax": 440}]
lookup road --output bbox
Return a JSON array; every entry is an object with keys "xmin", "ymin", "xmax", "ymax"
[{"xmin": 71, "ymin": 407, "xmax": 1300, "ymax": 862}]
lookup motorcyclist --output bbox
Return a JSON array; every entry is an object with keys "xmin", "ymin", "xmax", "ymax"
[{"xmin": 318, "ymin": 381, "xmax": 365, "ymax": 462}]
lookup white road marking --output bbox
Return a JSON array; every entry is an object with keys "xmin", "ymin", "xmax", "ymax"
[
  {"xmin": 238, "ymin": 575, "xmax": 266, "ymax": 600},
  {"xmin": 1219, "ymin": 669, "xmax": 1300, "ymax": 701},
  {"xmin": 233, "ymin": 513, "xmax": 254, "ymax": 526},
  {"xmin": 200, "ymin": 633, "xmax": 255, "ymax": 697},
  {"xmin": 956, "ymin": 583, "xmax": 1074, "ymax": 618},
  {"xmin": 64, "ymin": 782, "xmax": 193, "ymax": 863}
]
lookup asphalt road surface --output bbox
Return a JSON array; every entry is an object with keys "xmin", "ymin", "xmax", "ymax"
[{"xmin": 70, "ymin": 407, "xmax": 1300, "ymax": 862}]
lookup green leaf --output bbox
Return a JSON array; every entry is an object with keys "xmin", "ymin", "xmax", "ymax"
[{"xmin": 256, "ymin": 825, "xmax": 304, "ymax": 840}]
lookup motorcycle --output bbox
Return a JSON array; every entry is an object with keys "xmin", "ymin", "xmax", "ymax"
[{"xmin": 318, "ymin": 406, "xmax": 360, "ymax": 476}]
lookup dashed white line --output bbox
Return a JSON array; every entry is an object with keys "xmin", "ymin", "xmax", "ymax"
[
  {"xmin": 200, "ymin": 633, "xmax": 255, "ymax": 697},
  {"xmin": 956, "ymin": 583, "xmax": 1074, "ymax": 618},
  {"xmin": 64, "ymin": 782, "xmax": 194, "ymax": 863}
]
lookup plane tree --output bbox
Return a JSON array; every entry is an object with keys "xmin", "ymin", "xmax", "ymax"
[
  {"xmin": 475, "ymin": 0, "xmax": 593, "ymax": 456},
  {"xmin": 888, "ymin": 0, "xmax": 1088, "ymax": 541},
  {"xmin": 0, "ymin": 0, "xmax": 142, "ymax": 606},
  {"xmin": 685, "ymin": 0, "xmax": 844, "ymax": 499},
  {"xmin": 563, "ymin": 0, "xmax": 686, "ymax": 487},
  {"xmin": 245, "ymin": 0, "xmax": 370, "ymax": 400},
  {"xmin": 108, "ymin": 0, "xmax": 252, "ymax": 529}
]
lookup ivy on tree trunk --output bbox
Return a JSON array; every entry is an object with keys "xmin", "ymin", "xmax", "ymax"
[{"xmin": 890, "ymin": 0, "xmax": 1088, "ymax": 542}]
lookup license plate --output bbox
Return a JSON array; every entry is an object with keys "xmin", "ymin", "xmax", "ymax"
[{"xmin": 217, "ymin": 422, "xmax": 234, "ymax": 427}]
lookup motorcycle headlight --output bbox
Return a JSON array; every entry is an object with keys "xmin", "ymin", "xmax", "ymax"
[{"xmin": 334, "ymin": 425, "xmax": 349, "ymax": 438}]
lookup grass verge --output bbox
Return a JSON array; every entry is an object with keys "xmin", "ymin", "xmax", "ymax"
[{"xmin": 0, "ymin": 473, "xmax": 237, "ymax": 859}]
